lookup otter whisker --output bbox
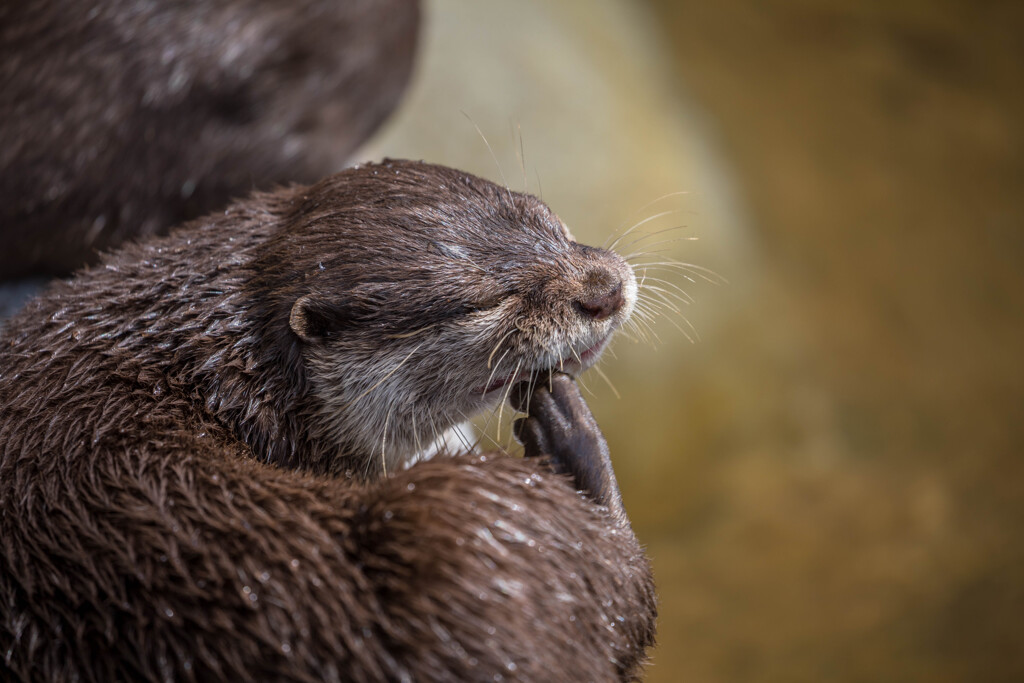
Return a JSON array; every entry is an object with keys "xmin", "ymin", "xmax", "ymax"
[
  {"xmin": 380, "ymin": 401, "xmax": 394, "ymax": 477},
  {"xmin": 606, "ymin": 210, "xmax": 681, "ymax": 252},
  {"xmin": 513, "ymin": 121, "xmax": 528, "ymax": 192},
  {"xmin": 625, "ymin": 316, "xmax": 656, "ymax": 346},
  {"xmin": 462, "ymin": 111, "xmax": 513, "ymax": 203},
  {"xmin": 458, "ymin": 410, "xmax": 504, "ymax": 454},
  {"xmin": 568, "ymin": 344, "xmax": 584, "ymax": 372},
  {"xmin": 617, "ymin": 224, "xmax": 696, "ymax": 256},
  {"xmin": 602, "ymin": 195, "xmax": 689, "ymax": 250},
  {"xmin": 621, "ymin": 236, "xmax": 701, "ymax": 261},
  {"xmin": 475, "ymin": 358, "xmax": 512, "ymax": 439},
  {"xmin": 638, "ymin": 276, "xmax": 696, "ymax": 304},
  {"xmin": 342, "ymin": 341, "xmax": 425, "ymax": 410},
  {"xmin": 636, "ymin": 290, "xmax": 676, "ymax": 317},
  {"xmin": 487, "ymin": 331, "xmax": 516, "ymax": 369},
  {"xmin": 575, "ymin": 372, "xmax": 593, "ymax": 397},
  {"xmin": 425, "ymin": 412, "xmax": 444, "ymax": 457},
  {"xmin": 449, "ymin": 420, "xmax": 475, "ymax": 454},
  {"xmin": 629, "ymin": 259, "xmax": 727, "ymax": 285},
  {"xmin": 636, "ymin": 290, "xmax": 699, "ymax": 343},
  {"xmin": 495, "ymin": 359, "xmax": 522, "ymax": 444},
  {"xmin": 411, "ymin": 410, "xmax": 424, "ymax": 460},
  {"xmin": 385, "ymin": 324, "xmax": 437, "ymax": 340},
  {"xmin": 630, "ymin": 303, "xmax": 665, "ymax": 345},
  {"xmin": 591, "ymin": 364, "xmax": 620, "ymax": 400},
  {"xmin": 613, "ymin": 326, "xmax": 641, "ymax": 344},
  {"xmin": 641, "ymin": 285, "xmax": 685, "ymax": 315},
  {"xmin": 483, "ymin": 349, "xmax": 511, "ymax": 393},
  {"xmin": 629, "ymin": 189, "xmax": 692, "ymax": 219},
  {"xmin": 659, "ymin": 314, "xmax": 698, "ymax": 344},
  {"xmin": 620, "ymin": 222, "xmax": 690, "ymax": 242}
]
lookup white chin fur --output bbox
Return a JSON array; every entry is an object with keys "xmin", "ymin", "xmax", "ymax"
[{"xmin": 402, "ymin": 421, "xmax": 477, "ymax": 468}]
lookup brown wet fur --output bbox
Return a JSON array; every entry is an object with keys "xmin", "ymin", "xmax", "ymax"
[
  {"xmin": 0, "ymin": 0, "xmax": 418, "ymax": 278},
  {"xmin": 0, "ymin": 161, "xmax": 656, "ymax": 681}
]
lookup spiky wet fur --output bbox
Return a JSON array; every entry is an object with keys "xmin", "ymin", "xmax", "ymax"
[{"xmin": 0, "ymin": 161, "xmax": 654, "ymax": 681}]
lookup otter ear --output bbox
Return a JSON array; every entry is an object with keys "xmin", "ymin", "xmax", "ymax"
[{"xmin": 289, "ymin": 294, "xmax": 350, "ymax": 343}]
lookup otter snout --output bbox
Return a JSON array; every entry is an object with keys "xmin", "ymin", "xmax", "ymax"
[{"xmin": 576, "ymin": 281, "xmax": 625, "ymax": 321}]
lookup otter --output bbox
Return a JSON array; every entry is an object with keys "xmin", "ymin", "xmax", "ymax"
[
  {"xmin": 0, "ymin": 0, "xmax": 419, "ymax": 278},
  {"xmin": 0, "ymin": 160, "xmax": 656, "ymax": 681}
]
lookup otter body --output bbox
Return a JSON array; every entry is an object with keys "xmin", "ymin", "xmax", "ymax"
[
  {"xmin": 0, "ymin": 161, "xmax": 655, "ymax": 681},
  {"xmin": 0, "ymin": 0, "xmax": 418, "ymax": 278}
]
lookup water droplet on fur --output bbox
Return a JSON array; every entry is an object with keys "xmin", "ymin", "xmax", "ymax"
[
  {"xmin": 406, "ymin": 483, "xmax": 416, "ymax": 491},
  {"xmin": 259, "ymin": 571, "xmax": 270, "ymax": 583},
  {"xmin": 242, "ymin": 585, "xmax": 252, "ymax": 595},
  {"xmin": 249, "ymin": 593, "xmax": 258, "ymax": 603},
  {"xmin": 158, "ymin": 555, "xmax": 167, "ymax": 563},
  {"xmin": 506, "ymin": 661, "xmax": 517, "ymax": 672},
  {"xmin": 383, "ymin": 510, "xmax": 394, "ymax": 521},
  {"xmin": 569, "ymin": 615, "xmax": 577, "ymax": 622},
  {"xmin": 290, "ymin": 559, "xmax": 300, "ymax": 569},
  {"xmin": 164, "ymin": 608, "xmax": 174, "ymax": 618},
  {"xmin": 486, "ymin": 626, "xmax": 496, "ymax": 635}
]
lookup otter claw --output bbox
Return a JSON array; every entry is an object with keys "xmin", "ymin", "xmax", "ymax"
[{"xmin": 511, "ymin": 373, "xmax": 625, "ymax": 518}]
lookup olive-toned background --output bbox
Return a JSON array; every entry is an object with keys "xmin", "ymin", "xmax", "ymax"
[{"xmin": 365, "ymin": 1, "xmax": 1024, "ymax": 680}]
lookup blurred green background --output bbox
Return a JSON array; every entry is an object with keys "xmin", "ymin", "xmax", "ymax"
[{"xmin": 363, "ymin": 1, "xmax": 1024, "ymax": 680}]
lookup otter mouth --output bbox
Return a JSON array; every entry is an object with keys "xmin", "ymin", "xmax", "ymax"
[{"xmin": 472, "ymin": 334, "xmax": 612, "ymax": 396}]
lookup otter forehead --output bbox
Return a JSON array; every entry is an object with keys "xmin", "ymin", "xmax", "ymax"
[{"xmin": 282, "ymin": 160, "xmax": 570, "ymax": 264}]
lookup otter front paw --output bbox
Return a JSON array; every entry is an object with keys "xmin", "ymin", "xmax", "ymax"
[{"xmin": 511, "ymin": 373, "xmax": 625, "ymax": 518}]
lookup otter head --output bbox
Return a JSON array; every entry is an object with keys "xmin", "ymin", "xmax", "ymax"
[{"xmin": 260, "ymin": 160, "xmax": 635, "ymax": 476}]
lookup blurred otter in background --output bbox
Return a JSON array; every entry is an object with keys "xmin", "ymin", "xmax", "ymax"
[{"xmin": 0, "ymin": 0, "xmax": 418, "ymax": 278}]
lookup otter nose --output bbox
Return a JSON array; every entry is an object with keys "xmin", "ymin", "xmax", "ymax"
[{"xmin": 576, "ymin": 282, "xmax": 624, "ymax": 321}]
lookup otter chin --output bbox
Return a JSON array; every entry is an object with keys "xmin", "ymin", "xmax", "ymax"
[{"xmin": 0, "ymin": 160, "xmax": 656, "ymax": 682}]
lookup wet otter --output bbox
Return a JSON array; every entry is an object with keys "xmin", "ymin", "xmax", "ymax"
[
  {"xmin": 0, "ymin": 161, "xmax": 656, "ymax": 681},
  {"xmin": 0, "ymin": 0, "xmax": 419, "ymax": 278}
]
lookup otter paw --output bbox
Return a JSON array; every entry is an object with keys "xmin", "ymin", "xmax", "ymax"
[{"xmin": 510, "ymin": 373, "xmax": 624, "ymax": 516}]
